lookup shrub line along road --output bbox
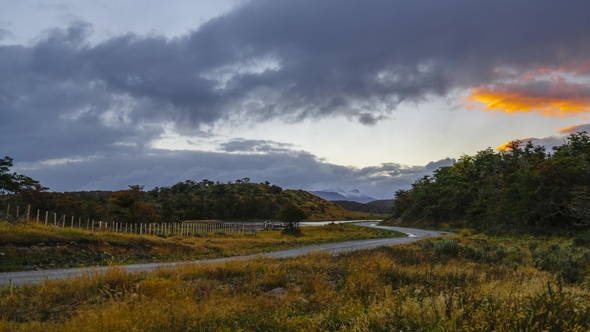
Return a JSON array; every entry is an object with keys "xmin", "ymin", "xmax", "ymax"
[{"xmin": 0, "ymin": 223, "xmax": 449, "ymax": 287}]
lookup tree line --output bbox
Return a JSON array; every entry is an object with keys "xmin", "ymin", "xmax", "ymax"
[
  {"xmin": 391, "ymin": 132, "xmax": 590, "ymax": 230},
  {"xmin": 1, "ymin": 158, "xmax": 307, "ymax": 224}
]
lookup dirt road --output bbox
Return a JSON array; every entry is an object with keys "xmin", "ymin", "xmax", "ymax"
[{"xmin": 0, "ymin": 223, "xmax": 448, "ymax": 287}]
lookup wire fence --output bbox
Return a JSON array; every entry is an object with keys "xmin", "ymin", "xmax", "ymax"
[{"xmin": 0, "ymin": 203, "xmax": 284, "ymax": 236}]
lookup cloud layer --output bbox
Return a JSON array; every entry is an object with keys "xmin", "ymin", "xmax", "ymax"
[
  {"xmin": 2, "ymin": 0, "xmax": 590, "ymax": 196},
  {"xmin": 464, "ymin": 64, "xmax": 590, "ymax": 116},
  {"xmin": 17, "ymin": 145, "xmax": 453, "ymax": 199}
]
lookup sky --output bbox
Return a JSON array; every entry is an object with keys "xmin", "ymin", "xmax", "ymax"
[{"xmin": 1, "ymin": 0, "xmax": 590, "ymax": 199}]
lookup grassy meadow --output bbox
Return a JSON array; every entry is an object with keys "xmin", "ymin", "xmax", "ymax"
[
  {"xmin": 1, "ymin": 230, "xmax": 590, "ymax": 331},
  {"xmin": 0, "ymin": 220, "xmax": 400, "ymax": 272}
]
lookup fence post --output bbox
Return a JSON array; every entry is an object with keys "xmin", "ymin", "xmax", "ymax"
[
  {"xmin": 62, "ymin": 215, "xmax": 65, "ymax": 228},
  {"xmin": 78, "ymin": 218, "xmax": 81, "ymax": 229},
  {"xmin": 45, "ymin": 211, "xmax": 48, "ymax": 225},
  {"xmin": 16, "ymin": 206, "xmax": 19, "ymax": 219},
  {"xmin": 54, "ymin": 213, "xmax": 57, "ymax": 226},
  {"xmin": 71, "ymin": 216, "xmax": 74, "ymax": 228},
  {"xmin": 36, "ymin": 210, "xmax": 40, "ymax": 224},
  {"xmin": 5, "ymin": 204, "xmax": 9, "ymax": 217},
  {"xmin": 27, "ymin": 205, "xmax": 30, "ymax": 220}
]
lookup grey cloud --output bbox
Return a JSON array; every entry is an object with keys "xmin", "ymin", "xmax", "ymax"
[
  {"xmin": 3, "ymin": 1, "xmax": 590, "ymax": 162},
  {"xmin": 36, "ymin": 3, "xmax": 74, "ymax": 11},
  {"xmin": 358, "ymin": 113, "xmax": 387, "ymax": 126},
  {"xmin": 16, "ymin": 148, "xmax": 453, "ymax": 199},
  {"xmin": 0, "ymin": 28, "xmax": 14, "ymax": 41},
  {"xmin": 219, "ymin": 139, "xmax": 296, "ymax": 153},
  {"xmin": 2, "ymin": 0, "xmax": 590, "ymax": 188}
]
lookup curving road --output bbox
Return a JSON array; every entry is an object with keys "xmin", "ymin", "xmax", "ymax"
[{"xmin": 0, "ymin": 223, "xmax": 449, "ymax": 287}]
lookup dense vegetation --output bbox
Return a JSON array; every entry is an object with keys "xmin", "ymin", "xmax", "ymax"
[
  {"xmin": 391, "ymin": 132, "xmax": 590, "ymax": 231},
  {"xmin": 333, "ymin": 199, "xmax": 394, "ymax": 214},
  {"xmin": 1, "ymin": 173, "xmax": 382, "ymax": 223}
]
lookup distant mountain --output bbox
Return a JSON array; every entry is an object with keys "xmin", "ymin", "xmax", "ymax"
[
  {"xmin": 308, "ymin": 188, "xmax": 377, "ymax": 203},
  {"xmin": 332, "ymin": 200, "xmax": 394, "ymax": 214},
  {"xmin": 308, "ymin": 191, "xmax": 349, "ymax": 201}
]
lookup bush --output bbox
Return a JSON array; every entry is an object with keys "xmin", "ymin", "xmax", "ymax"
[
  {"xmin": 422, "ymin": 239, "xmax": 461, "ymax": 257},
  {"xmin": 533, "ymin": 246, "xmax": 585, "ymax": 284},
  {"xmin": 573, "ymin": 231, "xmax": 590, "ymax": 247}
]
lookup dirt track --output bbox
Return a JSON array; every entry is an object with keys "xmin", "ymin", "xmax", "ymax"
[{"xmin": 0, "ymin": 223, "xmax": 448, "ymax": 287}]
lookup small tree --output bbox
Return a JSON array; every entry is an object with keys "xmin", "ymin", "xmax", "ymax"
[
  {"xmin": 109, "ymin": 185, "xmax": 160, "ymax": 223},
  {"xmin": 277, "ymin": 203, "xmax": 307, "ymax": 234},
  {"xmin": 0, "ymin": 156, "xmax": 41, "ymax": 196}
]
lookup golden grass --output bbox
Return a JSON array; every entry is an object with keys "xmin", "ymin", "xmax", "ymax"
[
  {"xmin": 1, "ymin": 234, "xmax": 589, "ymax": 331},
  {"xmin": 0, "ymin": 221, "xmax": 402, "ymax": 272}
]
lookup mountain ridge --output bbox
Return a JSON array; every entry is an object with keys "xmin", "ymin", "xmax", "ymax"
[{"xmin": 308, "ymin": 188, "xmax": 377, "ymax": 203}]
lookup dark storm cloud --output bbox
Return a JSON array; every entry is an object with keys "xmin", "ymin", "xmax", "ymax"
[
  {"xmin": 17, "ymin": 148, "xmax": 453, "ymax": 199},
  {"xmin": 2, "ymin": 0, "xmax": 590, "ymax": 192},
  {"xmin": 3, "ymin": 1, "xmax": 590, "ymax": 159}
]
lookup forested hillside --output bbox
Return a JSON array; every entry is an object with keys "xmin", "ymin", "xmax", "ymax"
[
  {"xmin": 147, "ymin": 180, "xmax": 378, "ymax": 221},
  {"xmin": 390, "ymin": 132, "xmax": 590, "ymax": 231},
  {"xmin": 1, "ymin": 173, "xmax": 379, "ymax": 222},
  {"xmin": 332, "ymin": 200, "xmax": 394, "ymax": 214}
]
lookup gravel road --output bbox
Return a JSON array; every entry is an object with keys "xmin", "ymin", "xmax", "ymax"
[{"xmin": 0, "ymin": 223, "xmax": 449, "ymax": 287}]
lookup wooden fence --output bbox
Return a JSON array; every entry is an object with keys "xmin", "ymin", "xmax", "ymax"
[{"xmin": 1, "ymin": 204, "xmax": 272, "ymax": 236}]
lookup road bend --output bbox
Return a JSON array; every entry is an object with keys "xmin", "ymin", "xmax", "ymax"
[{"xmin": 0, "ymin": 223, "xmax": 449, "ymax": 287}]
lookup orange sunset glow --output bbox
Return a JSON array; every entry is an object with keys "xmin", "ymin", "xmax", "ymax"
[
  {"xmin": 557, "ymin": 125, "xmax": 581, "ymax": 133},
  {"xmin": 496, "ymin": 141, "xmax": 514, "ymax": 151},
  {"xmin": 495, "ymin": 138, "xmax": 532, "ymax": 151},
  {"xmin": 464, "ymin": 88, "xmax": 590, "ymax": 117}
]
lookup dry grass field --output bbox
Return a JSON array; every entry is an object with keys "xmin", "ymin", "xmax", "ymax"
[
  {"xmin": 2, "ymin": 230, "xmax": 589, "ymax": 331},
  {"xmin": 0, "ymin": 221, "xmax": 400, "ymax": 272}
]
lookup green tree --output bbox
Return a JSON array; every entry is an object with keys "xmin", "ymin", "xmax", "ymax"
[
  {"xmin": 109, "ymin": 185, "xmax": 160, "ymax": 223},
  {"xmin": 277, "ymin": 203, "xmax": 307, "ymax": 234},
  {"xmin": 390, "ymin": 132, "xmax": 590, "ymax": 230},
  {"xmin": 0, "ymin": 156, "xmax": 42, "ymax": 195}
]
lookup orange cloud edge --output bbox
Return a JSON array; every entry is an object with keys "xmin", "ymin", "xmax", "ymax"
[{"xmin": 463, "ymin": 88, "xmax": 590, "ymax": 117}]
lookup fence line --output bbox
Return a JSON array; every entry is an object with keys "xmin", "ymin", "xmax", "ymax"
[{"xmin": 0, "ymin": 204, "xmax": 278, "ymax": 236}]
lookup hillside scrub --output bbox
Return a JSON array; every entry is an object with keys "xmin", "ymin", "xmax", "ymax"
[
  {"xmin": 1, "ymin": 234, "xmax": 589, "ymax": 331},
  {"xmin": 0, "ymin": 221, "xmax": 402, "ymax": 272},
  {"xmin": 1, "ymin": 179, "xmax": 385, "ymax": 224},
  {"xmin": 390, "ymin": 131, "xmax": 590, "ymax": 232}
]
